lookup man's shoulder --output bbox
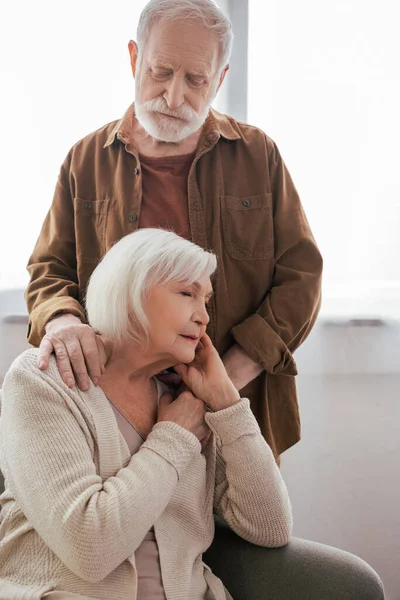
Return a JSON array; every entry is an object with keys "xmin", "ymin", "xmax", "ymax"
[
  {"xmin": 212, "ymin": 109, "xmax": 276, "ymax": 149},
  {"xmin": 68, "ymin": 118, "xmax": 120, "ymax": 157}
]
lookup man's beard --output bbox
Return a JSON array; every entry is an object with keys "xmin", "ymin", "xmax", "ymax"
[{"xmin": 135, "ymin": 87, "xmax": 214, "ymax": 143}]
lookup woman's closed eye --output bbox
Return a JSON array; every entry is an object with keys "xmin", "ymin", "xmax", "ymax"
[{"xmin": 180, "ymin": 290, "xmax": 211, "ymax": 305}]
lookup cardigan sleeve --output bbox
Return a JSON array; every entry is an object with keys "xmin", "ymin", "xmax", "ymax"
[
  {"xmin": 205, "ymin": 397, "xmax": 293, "ymax": 547},
  {"xmin": 0, "ymin": 354, "xmax": 200, "ymax": 583}
]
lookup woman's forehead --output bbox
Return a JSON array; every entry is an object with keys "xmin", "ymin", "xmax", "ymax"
[{"xmin": 168, "ymin": 277, "xmax": 213, "ymax": 295}]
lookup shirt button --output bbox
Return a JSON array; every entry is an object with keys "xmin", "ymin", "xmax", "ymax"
[
  {"xmin": 83, "ymin": 201, "xmax": 92, "ymax": 211},
  {"xmin": 134, "ymin": 167, "xmax": 140, "ymax": 175},
  {"xmin": 129, "ymin": 213, "xmax": 138, "ymax": 222},
  {"xmin": 242, "ymin": 199, "xmax": 251, "ymax": 208}
]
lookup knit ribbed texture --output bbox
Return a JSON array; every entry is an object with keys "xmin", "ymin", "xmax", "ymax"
[{"xmin": 0, "ymin": 349, "xmax": 292, "ymax": 599}]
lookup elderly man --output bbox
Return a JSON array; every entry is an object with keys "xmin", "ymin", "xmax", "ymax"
[{"xmin": 26, "ymin": 0, "xmax": 323, "ymax": 461}]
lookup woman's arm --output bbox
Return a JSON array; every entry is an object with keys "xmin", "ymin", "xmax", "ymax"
[
  {"xmin": 205, "ymin": 398, "xmax": 293, "ymax": 548},
  {"xmin": 174, "ymin": 334, "xmax": 292, "ymax": 547},
  {"xmin": 0, "ymin": 353, "xmax": 200, "ymax": 583}
]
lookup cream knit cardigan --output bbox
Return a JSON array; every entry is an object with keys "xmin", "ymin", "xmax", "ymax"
[{"xmin": 0, "ymin": 350, "xmax": 293, "ymax": 600}]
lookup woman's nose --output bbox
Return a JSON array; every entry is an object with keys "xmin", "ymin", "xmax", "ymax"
[{"xmin": 194, "ymin": 304, "xmax": 210, "ymax": 326}]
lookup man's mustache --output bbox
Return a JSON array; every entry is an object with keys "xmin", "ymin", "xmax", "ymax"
[{"xmin": 141, "ymin": 98, "xmax": 196, "ymax": 121}]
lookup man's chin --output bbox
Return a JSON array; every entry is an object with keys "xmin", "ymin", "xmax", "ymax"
[{"xmin": 136, "ymin": 110, "xmax": 204, "ymax": 144}]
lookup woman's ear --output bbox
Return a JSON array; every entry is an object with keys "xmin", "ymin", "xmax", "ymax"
[{"xmin": 128, "ymin": 40, "xmax": 139, "ymax": 78}]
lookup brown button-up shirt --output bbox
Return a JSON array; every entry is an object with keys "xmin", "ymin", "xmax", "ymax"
[{"xmin": 26, "ymin": 104, "xmax": 323, "ymax": 457}]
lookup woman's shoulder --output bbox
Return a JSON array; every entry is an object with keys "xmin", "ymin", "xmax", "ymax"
[{"xmin": 3, "ymin": 348, "xmax": 64, "ymax": 391}]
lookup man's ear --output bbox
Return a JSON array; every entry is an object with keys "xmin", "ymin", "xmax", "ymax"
[
  {"xmin": 128, "ymin": 40, "xmax": 139, "ymax": 78},
  {"xmin": 216, "ymin": 65, "xmax": 229, "ymax": 93}
]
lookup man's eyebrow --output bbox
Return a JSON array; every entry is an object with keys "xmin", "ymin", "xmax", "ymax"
[
  {"xmin": 188, "ymin": 70, "xmax": 207, "ymax": 78},
  {"xmin": 151, "ymin": 63, "xmax": 173, "ymax": 70}
]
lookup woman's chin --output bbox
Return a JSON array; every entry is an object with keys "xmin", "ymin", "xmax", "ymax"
[{"xmin": 173, "ymin": 349, "xmax": 196, "ymax": 365}]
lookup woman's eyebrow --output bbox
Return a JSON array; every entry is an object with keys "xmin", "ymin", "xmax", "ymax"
[{"xmin": 192, "ymin": 281, "xmax": 214, "ymax": 298}]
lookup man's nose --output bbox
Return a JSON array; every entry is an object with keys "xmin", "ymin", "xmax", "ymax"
[{"xmin": 163, "ymin": 76, "xmax": 185, "ymax": 110}]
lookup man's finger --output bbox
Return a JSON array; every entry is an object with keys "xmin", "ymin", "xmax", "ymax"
[
  {"xmin": 96, "ymin": 336, "xmax": 108, "ymax": 375},
  {"xmin": 37, "ymin": 336, "xmax": 54, "ymax": 370},
  {"xmin": 50, "ymin": 337, "xmax": 76, "ymax": 388},
  {"xmin": 63, "ymin": 340, "xmax": 90, "ymax": 391},
  {"xmin": 80, "ymin": 332, "xmax": 102, "ymax": 386}
]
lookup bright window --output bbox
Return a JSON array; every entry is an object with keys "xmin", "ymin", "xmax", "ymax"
[
  {"xmin": 248, "ymin": 0, "xmax": 400, "ymax": 318},
  {"xmin": 0, "ymin": 0, "xmax": 227, "ymax": 291}
]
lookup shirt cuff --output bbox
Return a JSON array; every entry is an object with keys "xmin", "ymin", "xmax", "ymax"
[
  {"xmin": 28, "ymin": 297, "xmax": 86, "ymax": 347},
  {"xmin": 231, "ymin": 314, "xmax": 298, "ymax": 376}
]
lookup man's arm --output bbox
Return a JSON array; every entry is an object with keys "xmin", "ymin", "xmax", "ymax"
[
  {"xmin": 222, "ymin": 343, "xmax": 263, "ymax": 391},
  {"xmin": 25, "ymin": 152, "xmax": 86, "ymax": 347},
  {"xmin": 25, "ymin": 154, "xmax": 106, "ymax": 390},
  {"xmin": 229, "ymin": 139, "xmax": 323, "ymax": 380}
]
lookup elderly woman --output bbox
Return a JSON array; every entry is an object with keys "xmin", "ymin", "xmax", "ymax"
[{"xmin": 0, "ymin": 229, "xmax": 292, "ymax": 600}]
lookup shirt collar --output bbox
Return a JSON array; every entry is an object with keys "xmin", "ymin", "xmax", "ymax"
[{"xmin": 103, "ymin": 103, "xmax": 241, "ymax": 149}]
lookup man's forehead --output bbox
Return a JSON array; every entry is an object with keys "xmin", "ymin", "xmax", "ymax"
[{"xmin": 143, "ymin": 20, "xmax": 219, "ymax": 71}]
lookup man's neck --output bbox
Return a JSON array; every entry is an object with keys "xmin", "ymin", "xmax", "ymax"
[{"xmin": 131, "ymin": 117, "xmax": 204, "ymax": 158}]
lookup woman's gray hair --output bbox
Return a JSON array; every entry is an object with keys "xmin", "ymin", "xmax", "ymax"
[
  {"xmin": 137, "ymin": 0, "xmax": 233, "ymax": 73},
  {"xmin": 85, "ymin": 228, "xmax": 217, "ymax": 346}
]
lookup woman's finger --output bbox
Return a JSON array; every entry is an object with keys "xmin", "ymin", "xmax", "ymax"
[
  {"xmin": 198, "ymin": 333, "xmax": 213, "ymax": 349},
  {"xmin": 173, "ymin": 363, "xmax": 187, "ymax": 379},
  {"xmin": 158, "ymin": 392, "xmax": 174, "ymax": 408}
]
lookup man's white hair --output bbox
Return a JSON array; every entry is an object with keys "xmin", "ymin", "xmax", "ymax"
[
  {"xmin": 137, "ymin": 0, "xmax": 233, "ymax": 73},
  {"xmin": 85, "ymin": 228, "xmax": 217, "ymax": 346}
]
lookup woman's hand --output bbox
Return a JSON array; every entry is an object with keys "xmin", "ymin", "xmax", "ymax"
[
  {"xmin": 157, "ymin": 390, "xmax": 210, "ymax": 449},
  {"xmin": 173, "ymin": 334, "xmax": 240, "ymax": 412}
]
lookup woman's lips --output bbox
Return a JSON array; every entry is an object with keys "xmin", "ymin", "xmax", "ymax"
[{"xmin": 180, "ymin": 335, "xmax": 199, "ymax": 344}]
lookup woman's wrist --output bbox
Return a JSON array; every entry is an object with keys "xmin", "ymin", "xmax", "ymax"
[{"xmin": 207, "ymin": 384, "xmax": 241, "ymax": 412}]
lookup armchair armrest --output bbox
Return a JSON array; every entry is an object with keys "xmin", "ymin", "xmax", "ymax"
[{"xmin": 204, "ymin": 516, "xmax": 385, "ymax": 600}]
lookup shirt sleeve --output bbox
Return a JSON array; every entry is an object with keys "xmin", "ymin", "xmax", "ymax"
[
  {"xmin": 231, "ymin": 138, "xmax": 323, "ymax": 376},
  {"xmin": 205, "ymin": 397, "xmax": 293, "ymax": 547},
  {"xmin": 25, "ymin": 153, "xmax": 86, "ymax": 347},
  {"xmin": 0, "ymin": 356, "xmax": 200, "ymax": 583}
]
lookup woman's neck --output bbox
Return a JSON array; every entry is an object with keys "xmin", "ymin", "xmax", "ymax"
[{"xmin": 101, "ymin": 338, "xmax": 171, "ymax": 386}]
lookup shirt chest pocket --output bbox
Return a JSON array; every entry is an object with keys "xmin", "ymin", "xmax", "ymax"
[
  {"xmin": 73, "ymin": 198, "xmax": 111, "ymax": 294},
  {"xmin": 220, "ymin": 194, "xmax": 274, "ymax": 260},
  {"xmin": 74, "ymin": 198, "xmax": 110, "ymax": 261}
]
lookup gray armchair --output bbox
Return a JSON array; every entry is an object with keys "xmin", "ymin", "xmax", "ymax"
[
  {"xmin": 205, "ymin": 515, "xmax": 385, "ymax": 599},
  {"xmin": 0, "ymin": 471, "xmax": 385, "ymax": 599}
]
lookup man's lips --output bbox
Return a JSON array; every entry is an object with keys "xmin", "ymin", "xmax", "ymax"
[{"xmin": 159, "ymin": 112, "xmax": 185, "ymax": 121}]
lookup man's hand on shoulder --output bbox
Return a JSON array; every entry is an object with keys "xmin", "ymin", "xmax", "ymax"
[{"xmin": 38, "ymin": 314, "xmax": 106, "ymax": 391}]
